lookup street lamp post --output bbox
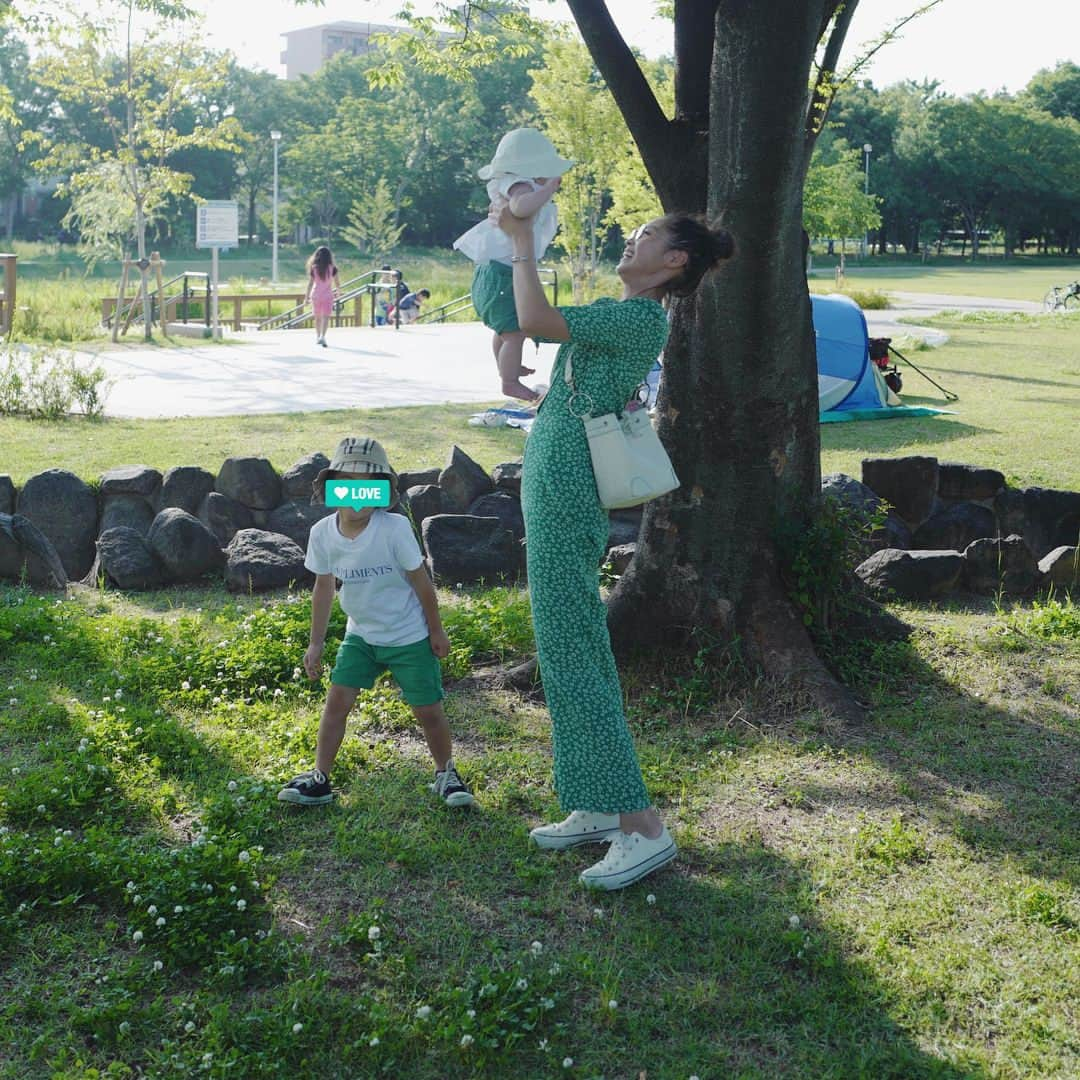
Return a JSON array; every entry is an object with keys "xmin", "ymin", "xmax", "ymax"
[
  {"xmin": 271, "ymin": 130, "xmax": 282, "ymax": 284},
  {"xmin": 862, "ymin": 142, "xmax": 873, "ymax": 258}
]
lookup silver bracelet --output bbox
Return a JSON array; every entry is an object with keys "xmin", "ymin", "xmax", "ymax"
[{"xmin": 509, "ymin": 255, "xmax": 533, "ymax": 263}]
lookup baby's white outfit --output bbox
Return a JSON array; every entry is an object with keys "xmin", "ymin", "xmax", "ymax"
[{"xmin": 452, "ymin": 174, "xmax": 558, "ymax": 265}]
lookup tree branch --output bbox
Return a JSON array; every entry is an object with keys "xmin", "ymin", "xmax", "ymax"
[
  {"xmin": 804, "ymin": 0, "xmax": 860, "ymax": 157},
  {"xmin": 564, "ymin": 0, "xmax": 677, "ymax": 194},
  {"xmin": 673, "ymin": 1, "xmax": 718, "ymax": 126}
]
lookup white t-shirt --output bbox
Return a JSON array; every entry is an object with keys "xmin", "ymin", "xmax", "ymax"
[
  {"xmin": 452, "ymin": 174, "xmax": 559, "ymax": 265},
  {"xmin": 304, "ymin": 510, "xmax": 429, "ymax": 646}
]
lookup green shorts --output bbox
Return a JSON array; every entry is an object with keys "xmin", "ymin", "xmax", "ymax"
[
  {"xmin": 471, "ymin": 261, "xmax": 519, "ymax": 335},
  {"xmin": 330, "ymin": 633, "xmax": 444, "ymax": 706}
]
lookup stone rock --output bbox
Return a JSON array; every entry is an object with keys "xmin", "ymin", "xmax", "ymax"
[
  {"xmin": 821, "ymin": 472, "xmax": 882, "ymax": 517},
  {"xmin": 938, "ymin": 462, "xmax": 1004, "ymax": 502},
  {"xmin": 854, "ymin": 548, "xmax": 963, "ymax": 599},
  {"xmin": 913, "ymin": 501, "xmax": 996, "ymax": 552},
  {"xmin": 962, "ymin": 535, "xmax": 1040, "ymax": 596},
  {"xmin": 994, "ymin": 487, "xmax": 1027, "ymax": 539},
  {"xmin": 100, "ymin": 494, "xmax": 155, "ymax": 537},
  {"xmin": 198, "ymin": 491, "xmax": 254, "ymax": 547},
  {"xmin": 406, "ymin": 484, "xmax": 444, "ymax": 532},
  {"xmin": 147, "ymin": 508, "xmax": 224, "ymax": 582},
  {"xmin": 492, "ymin": 461, "xmax": 524, "ymax": 496},
  {"xmin": 99, "ymin": 464, "xmax": 162, "ymax": 499},
  {"xmin": 215, "ymin": 456, "xmax": 282, "ymax": 511},
  {"xmin": 96, "ymin": 526, "xmax": 162, "ymax": 590},
  {"xmin": 861, "ymin": 455, "xmax": 939, "ymax": 527},
  {"xmin": 606, "ymin": 543, "xmax": 636, "ymax": 575},
  {"xmin": 399, "ymin": 467, "xmax": 441, "ymax": 493},
  {"xmin": 871, "ymin": 512, "xmax": 913, "ymax": 553},
  {"xmin": 468, "ymin": 491, "xmax": 525, "ymax": 541},
  {"xmin": 0, "ymin": 475, "xmax": 15, "ymax": 515},
  {"xmin": 225, "ymin": 529, "xmax": 312, "ymax": 592},
  {"xmin": 1021, "ymin": 487, "xmax": 1080, "ymax": 559},
  {"xmin": 281, "ymin": 452, "xmax": 330, "ymax": 500},
  {"xmin": 422, "ymin": 514, "xmax": 520, "ymax": 584},
  {"xmin": 263, "ymin": 500, "xmax": 334, "ymax": 549},
  {"xmin": 439, "ymin": 446, "xmax": 493, "ymax": 512},
  {"xmin": 1038, "ymin": 546, "xmax": 1079, "ymax": 590},
  {"xmin": 0, "ymin": 518, "xmax": 62, "ymax": 586},
  {"xmin": 159, "ymin": 465, "xmax": 216, "ymax": 515},
  {"xmin": 16, "ymin": 468, "xmax": 98, "ymax": 579}
]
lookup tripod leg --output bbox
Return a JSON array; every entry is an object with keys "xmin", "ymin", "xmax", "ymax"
[{"xmin": 888, "ymin": 345, "xmax": 958, "ymax": 401}]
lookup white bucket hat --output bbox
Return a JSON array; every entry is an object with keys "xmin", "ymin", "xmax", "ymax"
[{"xmin": 477, "ymin": 128, "xmax": 574, "ymax": 181}]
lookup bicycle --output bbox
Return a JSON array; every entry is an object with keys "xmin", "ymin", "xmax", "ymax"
[{"xmin": 1042, "ymin": 280, "xmax": 1080, "ymax": 312}]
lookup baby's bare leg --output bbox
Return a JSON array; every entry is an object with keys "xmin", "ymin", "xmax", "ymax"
[{"xmin": 497, "ymin": 332, "xmax": 538, "ymax": 401}]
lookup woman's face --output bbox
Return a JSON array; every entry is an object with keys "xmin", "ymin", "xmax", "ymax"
[{"xmin": 617, "ymin": 219, "xmax": 682, "ymax": 281}]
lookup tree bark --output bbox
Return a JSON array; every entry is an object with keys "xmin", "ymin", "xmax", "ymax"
[{"xmin": 586, "ymin": 0, "xmax": 863, "ymax": 720}]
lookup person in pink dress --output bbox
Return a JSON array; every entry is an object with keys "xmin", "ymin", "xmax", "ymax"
[{"xmin": 304, "ymin": 245, "xmax": 340, "ymax": 347}]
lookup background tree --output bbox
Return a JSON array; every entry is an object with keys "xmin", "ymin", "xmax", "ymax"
[
  {"xmin": 803, "ymin": 140, "xmax": 881, "ymax": 264},
  {"xmin": 32, "ymin": 1, "xmax": 239, "ymax": 336},
  {"xmin": 342, "ymin": 177, "xmax": 406, "ymax": 260}
]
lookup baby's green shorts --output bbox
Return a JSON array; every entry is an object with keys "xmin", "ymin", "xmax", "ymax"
[{"xmin": 471, "ymin": 260, "xmax": 519, "ymax": 335}]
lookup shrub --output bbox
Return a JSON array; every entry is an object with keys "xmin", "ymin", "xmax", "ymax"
[{"xmin": 0, "ymin": 345, "xmax": 112, "ymax": 418}]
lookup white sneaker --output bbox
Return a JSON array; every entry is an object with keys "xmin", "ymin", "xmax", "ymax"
[
  {"xmin": 579, "ymin": 826, "xmax": 677, "ymax": 891},
  {"xmin": 529, "ymin": 810, "xmax": 620, "ymax": 850}
]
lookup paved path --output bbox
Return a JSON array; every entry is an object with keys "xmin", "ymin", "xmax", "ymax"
[{"xmin": 81, "ymin": 293, "xmax": 1040, "ymax": 418}]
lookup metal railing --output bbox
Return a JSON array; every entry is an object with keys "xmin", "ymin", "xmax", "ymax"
[
  {"xmin": 256, "ymin": 269, "xmax": 411, "ymax": 331},
  {"xmin": 416, "ymin": 266, "xmax": 559, "ymax": 325},
  {"xmin": 102, "ymin": 271, "xmax": 211, "ymax": 329}
]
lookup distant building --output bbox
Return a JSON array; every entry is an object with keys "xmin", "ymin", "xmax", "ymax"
[{"xmin": 280, "ymin": 22, "xmax": 402, "ymax": 80}]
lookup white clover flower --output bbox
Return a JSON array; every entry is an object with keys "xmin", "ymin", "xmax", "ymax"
[
  {"xmin": 230, "ymin": 885, "xmax": 237, "ymax": 893},
  {"xmin": 416, "ymin": 1005, "xmax": 431, "ymax": 1020},
  {"xmin": 646, "ymin": 893, "xmax": 657, "ymax": 905},
  {"xmin": 788, "ymin": 915, "xmax": 801, "ymax": 928},
  {"xmin": 43, "ymin": 634, "xmax": 51, "ymax": 642},
  {"xmin": 467, "ymin": 1008, "xmax": 476, "ymax": 1019},
  {"xmin": 592, "ymin": 907, "xmax": 604, "ymax": 918},
  {"xmin": 460, "ymin": 1034, "xmax": 474, "ymax": 1048},
  {"xmin": 184, "ymin": 1021, "xmax": 196, "ymax": 1033},
  {"xmin": 118, "ymin": 1021, "xmax": 130, "ymax": 1035},
  {"xmin": 36, "ymin": 804, "xmax": 45, "ymax": 813},
  {"xmin": 292, "ymin": 1022, "xmax": 303, "ymax": 1034},
  {"xmin": 515, "ymin": 977, "xmax": 528, "ymax": 991},
  {"xmin": 608, "ymin": 1000, "xmax": 618, "ymax": 1010},
  {"xmin": 542, "ymin": 998, "xmax": 554, "ymax": 1010},
  {"xmin": 132, "ymin": 930, "xmax": 144, "ymax": 942},
  {"xmin": 174, "ymin": 905, "xmax": 184, "ymax": 914},
  {"xmin": 114, "ymin": 689, "xmax": 122, "ymax": 699},
  {"xmin": 548, "ymin": 962, "xmax": 561, "ymax": 976},
  {"xmin": 369, "ymin": 1036, "xmax": 379, "ymax": 1047},
  {"xmin": 153, "ymin": 960, "xmax": 163, "ymax": 972},
  {"xmin": 181, "ymin": 681, "xmax": 191, "ymax": 690},
  {"xmin": 9, "ymin": 699, "xmax": 17, "ymax": 707},
  {"xmin": 238, "ymin": 851, "xmax": 250, "ymax": 862},
  {"xmin": 538, "ymin": 1038, "xmax": 549, "ymax": 1051},
  {"xmin": 530, "ymin": 940, "xmax": 543, "ymax": 956},
  {"xmin": 368, "ymin": 925, "xmax": 381, "ymax": 941},
  {"xmin": 53, "ymin": 835, "xmax": 62, "ymax": 846},
  {"xmin": 133, "ymin": 895, "xmax": 142, "ymax": 904},
  {"xmin": 563, "ymin": 1057, "xmax": 573, "ymax": 1069},
  {"xmin": 236, "ymin": 899, "xmax": 247, "ymax": 911},
  {"xmin": 147, "ymin": 905, "xmax": 158, "ymax": 915},
  {"xmin": 227, "ymin": 781, "xmax": 237, "ymax": 792},
  {"xmin": 156, "ymin": 917, "xmax": 166, "ymax": 927}
]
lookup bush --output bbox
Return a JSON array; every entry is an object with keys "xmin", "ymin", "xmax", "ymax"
[
  {"xmin": 0, "ymin": 345, "xmax": 113, "ymax": 418},
  {"xmin": 825, "ymin": 286, "xmax": 891, "ymax": 309}
]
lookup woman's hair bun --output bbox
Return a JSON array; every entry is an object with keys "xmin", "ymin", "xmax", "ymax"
[
  {"xmin": 710, "ymin": 227, "xmax": 735, "ymax": 264},
  {"xmin": 657, "ymin": 212, "xmax": 735, "ymax": 298}
]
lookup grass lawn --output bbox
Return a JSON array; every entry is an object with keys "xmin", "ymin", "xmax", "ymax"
[
  {"xmin": 0, "ymin": 578, "xmax": 1076, "ymax": 1078},
  {"xmin": 809, "ymin": 261, "xmax": 1080, "ymax": 303}
]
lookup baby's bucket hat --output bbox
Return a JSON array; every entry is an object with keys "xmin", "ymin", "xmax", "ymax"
[
  {"xmin": 478, "ymin": 128, "xmax": 574, "ymax": 181},
  {"xmin": 313, "ymin": 436, "xmax": 400, "ymax": 507}
]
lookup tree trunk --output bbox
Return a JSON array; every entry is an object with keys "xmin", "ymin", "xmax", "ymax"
[{"xmin": 603, "ymin": 1, "xmax": 860, "ymax": 719}]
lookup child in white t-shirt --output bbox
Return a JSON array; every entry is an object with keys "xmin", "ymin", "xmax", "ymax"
[
  {"xmin": 453, "ymin": 128, "xmax": 573, "ymax": 402},
  {"xmin": 277, "ymin": 436, "xmax": 474, "ymax": 808}
]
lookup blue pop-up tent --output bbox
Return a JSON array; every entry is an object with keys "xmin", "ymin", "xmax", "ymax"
[{"xmin": 812, "ymin": 293, "xmax": 949, "ymax": 422}]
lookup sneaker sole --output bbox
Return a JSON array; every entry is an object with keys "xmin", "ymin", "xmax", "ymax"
[
  {"xmin": 443, "ymin": 790, "xmax": 476, "ymax": 808},
  {"xmin": 530, "ymin": 828, "xmax": 620, "ymax": 851},
  {"xmin": 579, "ymin": 842, "xmax": 678, "ymax": 891},
  {"xmin": 277, "ymin": 789, "xmax": 334, "ymax": 805}
]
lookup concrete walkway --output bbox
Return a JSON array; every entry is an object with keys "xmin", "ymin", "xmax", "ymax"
[{"xmin": 81, "ymin": 293, "xmax": 1040, "ymax": 418}]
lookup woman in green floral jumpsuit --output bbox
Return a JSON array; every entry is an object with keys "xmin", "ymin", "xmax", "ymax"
[{"xmin": 494, "ymin": 203, "xmax": 734, "ymax": 890}]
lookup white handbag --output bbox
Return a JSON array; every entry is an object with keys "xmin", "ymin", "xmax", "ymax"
[{"xmin": 564, "ymin": 348, "xmax": 679, "ymax": 510}]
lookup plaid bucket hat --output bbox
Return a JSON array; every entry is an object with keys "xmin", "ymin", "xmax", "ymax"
[{"xmin": 313, "ymin": 436, "xmax": 400, "ymax": 507}]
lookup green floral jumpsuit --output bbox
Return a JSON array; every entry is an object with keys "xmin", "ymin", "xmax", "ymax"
[{"xmin": 521, "ymin": 297, "xmax": 670, "ymax": 814}]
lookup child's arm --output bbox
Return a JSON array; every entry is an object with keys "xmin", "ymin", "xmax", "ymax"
[
  {"xmin": 405, "ymin": 565, "xmax": 450, "ymax": 658},
  {"xmin": 303, "ymin": 573, "xmax": 336, "ymax": 679},
  {"xmin": 507, "ymin": 177, "xmax": 561, "ymax": 219}
]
